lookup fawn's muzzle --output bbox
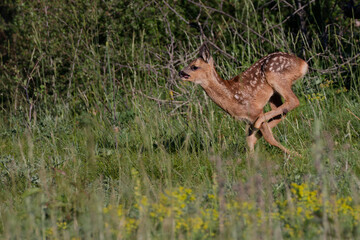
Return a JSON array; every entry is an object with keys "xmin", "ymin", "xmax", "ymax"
[{"xmin": 179, "ymin": 71, "xmax": 190, "ymax": 79}]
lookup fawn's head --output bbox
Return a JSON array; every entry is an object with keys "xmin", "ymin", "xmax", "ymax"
[{"xmin": 179, "ymin": 45, "xmax": 215, "ymax": 85}]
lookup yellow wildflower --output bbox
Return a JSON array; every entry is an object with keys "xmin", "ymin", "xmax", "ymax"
[{"xmin": 57, "ymin": 220, "xmax": 68, "ymax": 230}]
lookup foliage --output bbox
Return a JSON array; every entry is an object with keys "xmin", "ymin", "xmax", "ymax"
[{"xmin": 1, "ymin": 0, "xmax": 360, "ymax": 239}]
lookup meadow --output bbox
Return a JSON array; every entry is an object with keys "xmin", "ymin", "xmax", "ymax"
[{"xmin": 1, "ymin": 0, "xmax": 360, "ymax": 239}]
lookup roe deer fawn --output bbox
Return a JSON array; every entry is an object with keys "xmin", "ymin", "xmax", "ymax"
[{"xmin": 179, "ymin": 45, "xmax": 308, "ymax": 156}]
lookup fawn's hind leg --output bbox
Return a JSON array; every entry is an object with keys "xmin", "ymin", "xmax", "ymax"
[
  {"xmin": 260, "ymin": 122, "xmax": 300, "ymax": 156},
  {"xmin": 262, "ymin": 92, "xmax": 300, "ymax": 156},
  {"xmin": 247, "ymin": 122, "xmax": 298, "ymax": 156},
  {"xmin": 266, "ymin": 92, "xmax": 287, "ymax": 128},
  {"xmin": 254, "ymin": 75, "xmax": 299, "ymax": 129},
  {"xmin": 247, "ymin": 92, "xmax": 284, "ymax": 150},
  {"xmin": 246, "ymin": 124, "xmax": 261, "ymax": 152},
  {"xmin": 248, "ymin": 93, "xmax": 300, "ymax": 156}
]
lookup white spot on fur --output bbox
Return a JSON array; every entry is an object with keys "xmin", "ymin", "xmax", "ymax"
[{"xmin": 234, "ymin": 94, "xmax": 239, "ymax": 100}]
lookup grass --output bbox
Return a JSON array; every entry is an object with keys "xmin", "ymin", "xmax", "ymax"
[
  {"xmin": 1, "ymin": 84, "xmax": 360, "ymax": 239},
  {"xmin": 1, "ymin": 0, "xmax": 360, "ymax": 239}
]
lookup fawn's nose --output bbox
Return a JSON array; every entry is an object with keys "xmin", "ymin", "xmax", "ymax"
[{"xmin": 179, "ymin": 71, "xmax": 190, "ymax": 79}]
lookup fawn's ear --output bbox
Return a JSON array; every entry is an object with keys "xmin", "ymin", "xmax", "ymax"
[{"xmin": 199, "ymin": 44, "xmax": 212, "ymax": 64}]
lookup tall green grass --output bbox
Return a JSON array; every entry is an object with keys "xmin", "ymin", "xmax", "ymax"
[
  {"xmin": 1, "ymin": 85, "xmax": 360, "ymax": 239},
  {"xmin": 1, "ymin": 0, "xmax": 360, "ymax": 239}
]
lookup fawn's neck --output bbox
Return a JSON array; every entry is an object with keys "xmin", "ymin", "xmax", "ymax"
[{"xmin": 200, "ymin": 68, "xmax": 234, "ymax": 110}]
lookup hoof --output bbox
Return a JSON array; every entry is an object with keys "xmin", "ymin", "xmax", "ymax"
[{"xmin": 247, "ymin": 125, "xmax": 260, "ymax": 135}]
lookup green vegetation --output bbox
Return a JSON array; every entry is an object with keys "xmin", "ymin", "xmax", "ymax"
[{"xmin": 1, "ymin": 0, "xmax": 360, "ymax": 239}]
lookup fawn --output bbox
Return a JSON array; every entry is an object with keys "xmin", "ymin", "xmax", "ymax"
[{"xmin": 179, "ymin": 45, "xmax": 308, "ymax": 156}]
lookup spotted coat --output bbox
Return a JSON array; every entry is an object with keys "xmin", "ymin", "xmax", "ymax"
[{"xmin": 227, "ymin": 52, "xmax": 301, "ymax": 106}]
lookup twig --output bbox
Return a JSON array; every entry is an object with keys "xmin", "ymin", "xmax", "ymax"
[
  {"xmin": 169, "ymin": 100, "xmax": 190, "ymax": 114},
  {"xmin": 264, "ymin": 0, "xmax": 315, "ymax": 34},
  {"xmin": 207, "ymin": 41, "xmax": 241, "ymax": 64},
  {"xmin": 309, "ymin": 53, "xmax": 360, "ymax": 74},
  {"xmin": 24, "ymin": 54, "xmax": 44, "ymax": 123},
  {"xmin": 188, "ymin": 0, "xmax": 283, "ymax": 49},
  {"xmin": 137, "ymin": 90, "xmax": 185, "ymax": 105},
  {"xmin": 280, "ymin": 0, "xmax": 296, "ymax": 9},
  {"xmin": 139, "ymin": 0, "xmax": 155, "ymax": 13},
  {"xmin": 163, "ymin": 0, "xmax": 189, "ymax": 24},
  {"xmin": 158, "ymin": 1, "xmax": 178, "ymax": 87},
  {"xmin": 68, "ymin": 28, "xmax": 83, "ymax": 98},
  {"xmin": 346, "ymin": 108, "xmax": 360, "ymax": 121}
]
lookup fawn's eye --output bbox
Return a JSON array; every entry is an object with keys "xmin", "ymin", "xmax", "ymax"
[{"xmin": 191, "ymin": 65, "xmax": 198, "ymax": 71}]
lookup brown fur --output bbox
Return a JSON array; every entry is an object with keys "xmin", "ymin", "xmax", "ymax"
[{"xmin": 179, "ymin": 47, "xmax": 308, "ymax": 156}]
